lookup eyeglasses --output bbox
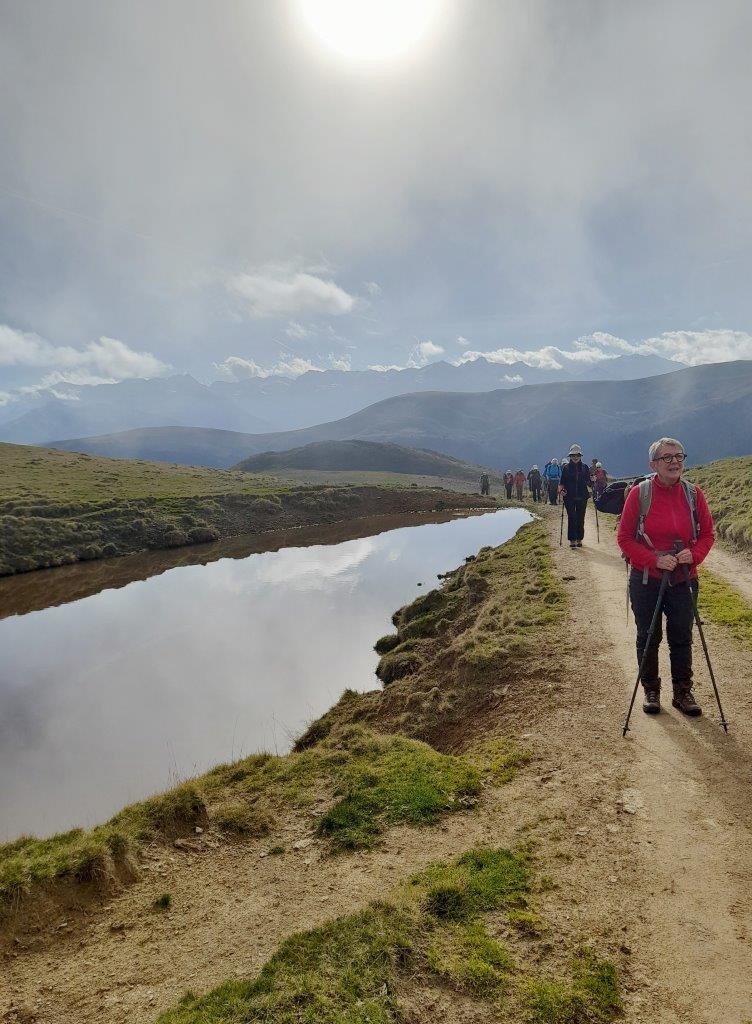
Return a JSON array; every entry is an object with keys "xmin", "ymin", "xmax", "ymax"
[
  {"xmin": 655, "ymin": 452, "xmax": 686, "ymax": 464},
  {"xmin": 569, "ymin": 453, "xmax": 581, "ymax": 458}
]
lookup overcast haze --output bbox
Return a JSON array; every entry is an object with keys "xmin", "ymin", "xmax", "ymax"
[{"xmin": 1, "ymin": 0, "xmax": 752, "ymax": 402}]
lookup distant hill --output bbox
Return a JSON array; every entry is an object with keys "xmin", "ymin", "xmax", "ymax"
[
  {"xmin": 52, "ymin": 360, "xmax": 752, "ymax": 475},
  {"xmin": 0, "ymin": 352, "xmax": 681, "ymax": 444},
  {"xmin": 234, "ymin": 440, "xmax": 501, "ymax": 481}
]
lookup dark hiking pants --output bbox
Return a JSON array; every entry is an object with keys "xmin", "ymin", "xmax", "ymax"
[
  {"xmin": 505, "ymin": 483, "xmax": 513, "ymax": 499},
  {"xmin": 564, "ymin": 496, "xmax": 587, "ymax": 541},
  {"xmin": 547, "ymin": 481, "xmax": 558, "ymax": 504},
  {"xmin": 629, "ymin": 571, "xmax": 697, "ymax": 691},
  {"xmin": 516, "ymin": 485, "xmax": 524, "ymax": 500},
  {"xmin": 531, "ymin": 484, "xmax": 541, "ymax": 502}
]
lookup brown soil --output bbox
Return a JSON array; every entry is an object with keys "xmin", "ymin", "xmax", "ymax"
[{"xmin": 3, "ymin": 506, "xmax": 752, "ymax": 1023}]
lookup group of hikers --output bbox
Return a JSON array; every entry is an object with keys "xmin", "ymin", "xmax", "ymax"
[
  {"xmin": 480, "ymin": 437, "xmax": 718, "ymax": 722},
  {"xmin": 481, "ymin": 455, "xmax": 609, "ymax": 507}
]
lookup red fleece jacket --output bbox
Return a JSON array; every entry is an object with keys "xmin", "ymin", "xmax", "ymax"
[{"xmin": 617, "ymin": 477, "xmax": 715, "ymax": 581}]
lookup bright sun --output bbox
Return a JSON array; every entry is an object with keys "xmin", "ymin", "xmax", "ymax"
[{"xmin": 297, "ymin": 0, "xmax": 443, "ymax": 63}]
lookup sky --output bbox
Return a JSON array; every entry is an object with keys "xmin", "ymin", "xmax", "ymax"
[{"xmin": 1, "ymin": 0, "xmax": 752, "ymax": 401}]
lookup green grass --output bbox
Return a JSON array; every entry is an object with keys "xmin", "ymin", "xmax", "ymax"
[
  {"xmin": 698, "ymin": 566, "xmax": 752, "ymax": 650},
  {"xmin": 158, "ymin": 847, "xmax": 620, "ymax": 1024},
  {"xmin": 0, "ymin": 783, "xmax": 205, "ymax": 902},
  {"xmin": 522, "ymin": 950, "xmax": 621, "ymax": 1023},
  {"xmin": 316, "ymin": 734, "xmax": 480, "ymax": 850},
  {"xmin": 0, "ymin": 442, "xmax": 280, "ymax": 504},
  {"xmin": 687, "ymin": 457, "xmax": 752, "ymax": 553},
  {"xmin": 0, "ymin": 728, "xmax": 481, "ymax": 907}
]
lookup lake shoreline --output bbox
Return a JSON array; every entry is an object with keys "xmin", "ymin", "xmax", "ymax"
[{"xmin": 0, "ymin": 484, "xmax": 498, "ymax": 580}]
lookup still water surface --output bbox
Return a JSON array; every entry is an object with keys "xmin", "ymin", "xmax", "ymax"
[{"xmin": 0, "ymin": 508, "xmax": 529, "ymax": 840}]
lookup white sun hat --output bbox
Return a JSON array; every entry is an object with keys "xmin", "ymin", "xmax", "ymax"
[{"xmin": 568, "ymin": 443, "xmax": 583, "ymax": 455}]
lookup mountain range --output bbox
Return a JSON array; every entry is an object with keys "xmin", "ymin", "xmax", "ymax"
[
  {"xmin": 51, "ymin": 360, "xmax": 752, "ymax": 475},
  {"xmin": 0, "ymin": 352, "xmax": 680, "ymax": 444}
]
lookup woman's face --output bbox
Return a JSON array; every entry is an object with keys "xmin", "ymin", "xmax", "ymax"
[{"xmin": 650, "ymin": 444, "xmax": 685, "ymax": 486}]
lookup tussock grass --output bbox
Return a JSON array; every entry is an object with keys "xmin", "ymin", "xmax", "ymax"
[
  {"xmin": 0, "ymin": 783, "xmax": 204, "ymax": 903},
  {"xmin": 687, "ymin": 457, "xmax": 752, "ymax": 553},
  {"xmin": 0, "ymin": 728, "xmax": 480, "ymax": 908},
  {"xmin": 158, "ymin": 847, "xmax": 620, "ymax": 1024},
  {"xmin": 698, "ymin": 567, "xmax": 752, "ymax": 650}
]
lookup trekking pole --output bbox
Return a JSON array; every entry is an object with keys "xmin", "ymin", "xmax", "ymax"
[
  {"xmin": 594, "ymin": 499, "xmax": 600, "ymax": 543},
  {"xmin": 622, "ymin": 569, "xmax": 670, "ymax": 737},
  {"xmin": 677, "ymin": 554, "xmax": 729, "ymax": 733},
  {"xmin": 559, "ymin": 500, "xmax": 564, "ymax": 546}
]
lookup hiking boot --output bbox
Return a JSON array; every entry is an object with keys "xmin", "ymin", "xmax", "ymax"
[
  {"xmin": 672, "ymin": 685, "xmax": 702, "ymax": 717},
  {"xmin": 576, "ymin": 540, "xmax": 583, "ymax": 547},
  {"xmin": 570, "ymin": 541, "xmax": 576, "ymax": 549},
  {"xmin": 642, "ymin": 688, "xmax": 661, "ymax": 714}
]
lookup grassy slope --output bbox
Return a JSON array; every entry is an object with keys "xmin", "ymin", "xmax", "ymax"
[
  {"xmin": 0, "ymin": 442, "xmax": 277, "ymax": 502},
  {"xmin": 234, "ymin": 440, "xmax": 503, "ymax": 482},
  {"xmin": 687, "ymin": 456, "xmax": 752, "ymax": 551},
  {"xmin": 0, "ymin": 443, "xmax": 493, "ymax": 577}
]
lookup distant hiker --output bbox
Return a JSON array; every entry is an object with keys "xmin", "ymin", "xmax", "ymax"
[
  {"xmin": 559, "ymin": 444, "xmax": 591, "ymax": 547},
  {"xmin": 543, "ymin": 458, "xmax": 562, "ymax": 505},
  {"xmin": 480, "ymin": 473, "xmax": 490, "ymax": 496},
  {"xmin": 593, "ymin": 462, "xmax": 608, "ymax": 499},
  {"xmin": 527, "ymin": 465, "xmax": 542, "ymax": 502},
  {"xmin": 503, "ymin": 470, "xmax": 514, "ymax": 499},
  {"xmin": 617, "ymin": 437, "xmax": 715, "ymax": 717},
  {"xmin": 514, "ymin": 469, "xmax": 526, "ymax": 501},
  {"xmin": 591, "ymin": 457, "xmax": 599, "ymax": 480}
]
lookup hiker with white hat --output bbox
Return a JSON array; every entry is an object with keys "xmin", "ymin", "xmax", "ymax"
[{"xmin": 559, "ymin": 443, "xmax": 591, "ymax": 548}]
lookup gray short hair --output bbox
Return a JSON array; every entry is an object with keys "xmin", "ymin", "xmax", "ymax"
[{"xmin": 649, "ymin": 437, "xmax": 685, "ymax": 462}]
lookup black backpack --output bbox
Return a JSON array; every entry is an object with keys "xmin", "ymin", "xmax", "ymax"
[{"xmin": 594, "ymin": 479, "xmax": 630, "ymax": 515}]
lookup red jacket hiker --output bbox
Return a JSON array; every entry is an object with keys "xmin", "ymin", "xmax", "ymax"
[{"xmin": 617, "ymin": 477, "xmax": 715, "ymax": 582}]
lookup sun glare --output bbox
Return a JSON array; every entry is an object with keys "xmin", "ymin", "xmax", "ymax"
[{"xmin": 297, "ymin": 0, "xmax": 443, "ymax": 63}]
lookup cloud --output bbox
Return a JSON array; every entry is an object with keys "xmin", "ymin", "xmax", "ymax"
[
  {"xmin": 457, "ymin": 336, "xmax": 469, "ymax": 347},
  {"xmin": 0, "ymin": 326, "xmax": 170, "ymax": 401},
  {"xmin": 285, "ymin": 321, "xmax": 312, "ymax": 340},
  {"xmin": 579, "ymin": 329, "xmax": 752, "ymax": 366},
  {"xmin": 364, "ymin": 281, "xmax": 382, "ymax": 297},
  {"xmin": 327, "ymin": 353, "xmax": 351, "ymax": 372},
  {"xmin": 214, "ymin": 353, "xmax": 325, "ymax": 380},
  {"xmin": 407, "ymin": 340, "xmax": 445, "ymax": 368},
  {"xmin": 227, "ymin": 263, "xmax": 357, "ymax": 318}
]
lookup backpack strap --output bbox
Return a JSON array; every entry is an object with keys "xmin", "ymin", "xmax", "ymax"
[
  {"xmin": 634, "ymin": 479, "xmax": 654, "ymax": 584},
  {"xmin": 681, "ymin": 480, "xmax": 700, "ymax": 543}
]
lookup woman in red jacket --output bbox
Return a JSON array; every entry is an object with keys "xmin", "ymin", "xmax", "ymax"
[{"xmin": 617, "ymin": 437, "xmax": 715, "ymax": 717}]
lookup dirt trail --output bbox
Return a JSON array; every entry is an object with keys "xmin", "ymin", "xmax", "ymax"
[
  {"xmin": 552, "ymin": 505, "xmax": 752, "ymax": 1023},
  {"xmin": 3, "ymin": 509, "xmax": 752, "ymax": 1023}
]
